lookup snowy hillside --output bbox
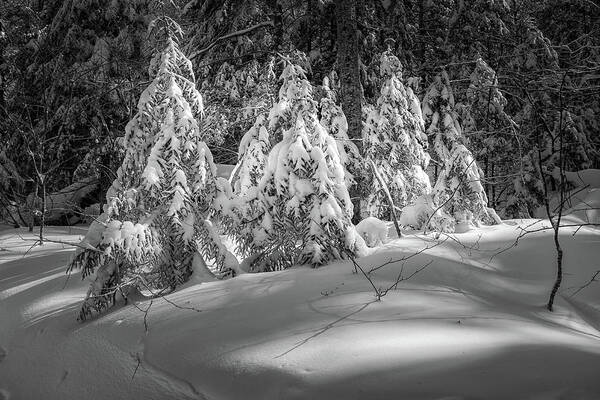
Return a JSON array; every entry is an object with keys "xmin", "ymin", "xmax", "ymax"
[{"xmin": 1, "ymin": 220, "xmax": 599, "ymax": 400}]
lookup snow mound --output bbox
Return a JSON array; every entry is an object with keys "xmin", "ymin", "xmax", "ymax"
[
  {"xmin": 400, "ymin": 194, "xmax": 435, "ymax": 228},
  {"xmin": 537, "ymin": 169, "xmax": 600, "ymax": 225},
  {"xmin": 400, "ymin": 194, "xmax": 455, "ymax": 233},
  {"xmin": 555, "ymin": 168, "xmax": 600, "ymax": 225},
  {"xmin": 553, "ymin": 168, "xmax": 600, "ymax": 189},
  {"xmin": 564, "ymin": 188, "xmax": 600, "ymax": 225},
  {"xmin": 355, "ymin": 216, "xmax": 388, "ymax": 247}
]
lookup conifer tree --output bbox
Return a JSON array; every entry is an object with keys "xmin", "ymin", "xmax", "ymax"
[
  {"xmin": 5, "ymin": 0, "xmax": 151, "ymax": 195},
  {"xmin": 267, "ymin": 52, "xmax": 313, "ymax": 142},
  {"xmin": 68, "ymin": 28, "xmax": 233, "ymax": 320},
  {"xmin": 422, "ymin": 72, "xmax": 500, "ymax": 230},
  {"xmin": 226, "ymin": 114, "xmax": 272, "ymax": 258},
  {"xmin": 250, "ymin": 59, "xmax": 363, "ymax": 271},
  {"xmin": 319, "ymin": 78, "xmax": 361, "ymax": 188},
  {"xmin": 199, "ymin": 56, "xmax": 278, "ymax": 162},
  {"xmin": 459, "ymin": 57, "xmax": 516, "ymax": 210},
  {"xmin": 183, "ymin": 0, "xmax": 280, "ymax": 159},
  {"xmin": 362, "ymin": 50, "xmax": 431, "ymax": 219},
  {"xmin": 505, "ymin": 151, "xmax": 545, "ymax": 218}
]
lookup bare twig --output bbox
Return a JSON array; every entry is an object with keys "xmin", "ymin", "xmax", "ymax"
[
  {"xmin": 18, "ymin": 234, "xmax": 103, "ymax": 253},
  {"xmin": 131, "ymin": 352, "xmax": 142, "ymax": 381},
  {"xmin": 380, "ymin": 260, "xmax": 433, "ymax": 297},
  {"xmin": 367, "ymin": 236, "xmax": 447, "ymax": 274},
  {"xmin": 349, "ymin": 257, "xmax": 382, "ymax": 299},
  {"xmin": 569, "ymin": 270, "xmax": 600, "ymax": 298}
]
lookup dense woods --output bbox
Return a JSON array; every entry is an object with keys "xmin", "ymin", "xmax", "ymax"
[
  {"xmin": 1, "ymin": 0, "xmax": 598, "ymax": 224},
  {"xmin": 1, "ymin": 0, "xmax": 598, "ymax": 312}
]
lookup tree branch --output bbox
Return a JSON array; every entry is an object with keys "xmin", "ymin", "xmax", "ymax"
[{"xmin": 189, "ymin": 20, "xmax": 274, "ymax": 60}]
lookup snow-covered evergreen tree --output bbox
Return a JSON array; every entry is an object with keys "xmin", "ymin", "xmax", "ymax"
[
  {"xmin": 225, "ymin": 113, "xmax": 272, "ymax": 258},
  {"xmin": 267, "ymin": 52, "xmax": 313, "ymax": 143},
  {"xmin": 0, "ymin": 150, "xmax": 24, "ymax": 225},
  {"xmin": 549, "ymin": 110, "xmax": 594, "ymax": 171},
  {"xmin": 318, "ymin": 78, "xmax": 360, "ymax": 188},
  {"xmin": 362, "ymin": 50, "xmax": 431, "ymax": 219},
  {"xmin": 456, "ymin": 57, "xmax": 517, "ymax": 214},
  {"xmin": 461, "ymin": 58, "xmax": 515, "ymax": 149},
  {"xmin": 8, "ymin": 0, "xmax": 152, "ymax": 195},
  {"xmin": 422, "ymin": 72, "xmax": 500, "ymax": 230},
  {"xmin": 505, "ymin": 109, "xmax": 593, "ymax": 218},
  {"xmin": 68, "ymin": 33, "xmax": 233, "ymax": 320},
  {"xmin": 249, "ymin": 60, "xmax": 363, "ymax": 271},
  {"xmin": 231, "ymin": 114, "xmax": 271, "ymax": 195},
  {"xmin": 505, "ymin": 150, "xmax": 545, "ymax": 218},
  {"xmin": 199, "ymin": 56, "xmax": 277, "ymax": 161}
]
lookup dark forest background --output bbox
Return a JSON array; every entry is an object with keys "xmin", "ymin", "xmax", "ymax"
[{"xmin": 1, "ymin": 0, "xmax": 598, "ymax": 225}]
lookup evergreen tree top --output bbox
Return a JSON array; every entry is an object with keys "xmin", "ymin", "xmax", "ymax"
[{"xmin": 380, "ymin": 50, "xmax": 403, "ymax": 79}]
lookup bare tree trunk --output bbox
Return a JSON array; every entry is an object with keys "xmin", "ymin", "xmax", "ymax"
[
  {"xmin": 537, "ymin": 140, "xmax": 564, "ymax": 312},
  {"xmin": 335, "ymin": 0, "xmax": 363, "ymax": 223},
  {"xmin": 490, "ymin": 161, "xmax": 496, "ymax": 208},
  {"xmin": 305, "ymin": 0, "xmax": 316, "ymax": 54},
  {"xmin": 530, "ymin": 73, "xmax": 568, "ymax": 312},
  {"xmin": 418, "ymin": 0, "xmax": 426, "ymax": 62},
  {"xmin": 39, "ymin": 178, "xmax": 46, "ymax": 245},
  {"xmin": 0, "ymin": 20, "xmax": 6, "ymax": 119},
  {"xmin": 369, "ymin": 160, "xmax": 402, "ymax": 238},
  {"xmin": 29, "ymin": 182, "xmax": 37, "ymax": 233},
  {"xmin": 547, "ymin": 227, "xmax": 563, "ymax": 310},
  {"xmin": 267, "ymin": 0, "xmax": 283, "ymax": 51},
  {"xmin": 484, "ymin": 157, "xmax": 490, "ymax": 204},
  {"xmin": 546, "ymin": 74, "xmax": 569, "ymax": 312}
]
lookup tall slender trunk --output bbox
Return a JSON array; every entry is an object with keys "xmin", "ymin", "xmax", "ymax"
[
  {"xmin": 0, "ymin": 20, "xmax": 6, "ymax": 118},
  {"xmin": 29, "ymin": 182, "xmax": 37, "ymax": 232},
  {"xmin": 490, "ymin": 162, "xmax": 496, "ymax": 208},
  {"xmin": 335, "ymin": 0, "xmax": 363, "ymax": 222},
  {"xmin": 39, "ymin": 179, "xmax": 46, "ymax": 245},
  {"xmin": 305, "ymin": 0, "xmax": 316, "ymax": 54},
  {"xmin": 267, "ymin": 0, "xmax": 283, "ymax": 51},
  {"xmin": 418, "ymin": 0, "xmax": 426, "ymax": 62},
  {"xmin": 484, "ymin": 157, "xmax": 490, "ymax": 203}
]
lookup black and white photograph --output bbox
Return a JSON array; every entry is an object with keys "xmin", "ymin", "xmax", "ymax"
[{"xmin": 1, "ymin": 0, "xmax": 599, "ymax": 398}]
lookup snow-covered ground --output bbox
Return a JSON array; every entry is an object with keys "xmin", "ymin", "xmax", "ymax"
[{"xmin": 1, "ymin": 219, "xmax": 600, "ymax": 399}]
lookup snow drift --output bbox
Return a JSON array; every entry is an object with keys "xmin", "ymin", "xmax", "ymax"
[{"xmin": 1, "ymin": 221, "xmax": 600, "ymax": 399}]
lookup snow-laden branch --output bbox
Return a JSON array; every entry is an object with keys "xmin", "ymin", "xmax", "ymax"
[{"xmin": 189, "ymin": 20, "xmax": 274, "ymax": 60}]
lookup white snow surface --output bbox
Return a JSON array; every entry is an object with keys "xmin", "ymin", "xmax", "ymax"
[
  {"xmin": 552, "ymin": 167, "xmax": 600, "ymax": 189},
  {"xmin": 536, "ymin": 169, "xmax": 600, "ymax": 224},
  {"xmin": 564, "ymin": 188, "xmax": 600, "ymax": 225},
  {"xmin": 1, "ymin": 221, "xmax": 600, "ymax": 399},
  {"xmin": 356, "ymin": 216, "xmax": 389, "ymax": 247}
]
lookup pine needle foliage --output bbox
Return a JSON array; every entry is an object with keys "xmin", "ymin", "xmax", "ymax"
[
  {"xmin": 68, "ymin": 35, "xmax": 231, "ymax": 320},
  {"xmin": 231, "ymin": 58, "xmax": 362, "ymax": 271},
  {"xmin": 362, "ymin": 50, "xmax": 432, "ymax": 219},
  {"xmin": 423, "ymin": 71, "xmax": 500, "ymax": 229}
]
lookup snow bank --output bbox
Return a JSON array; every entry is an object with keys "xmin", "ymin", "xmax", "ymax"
[
  {"xmin": 536, "ymin": 169, "xmax": 600, "ymax": 225},
  {"xmin": 355, "ymin": 216, "xmax": 388, "ymax": 247},
  {"xmin": 553, "ymin": 167, "xmax": 600, "ymax": 189},
  {"xmin": 1, "ymin": 222, "xmax": 600, "ymax": 399},
  {"xmin": 564, "ymin": 188, "xmax": 600, "ymax": 225}
]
